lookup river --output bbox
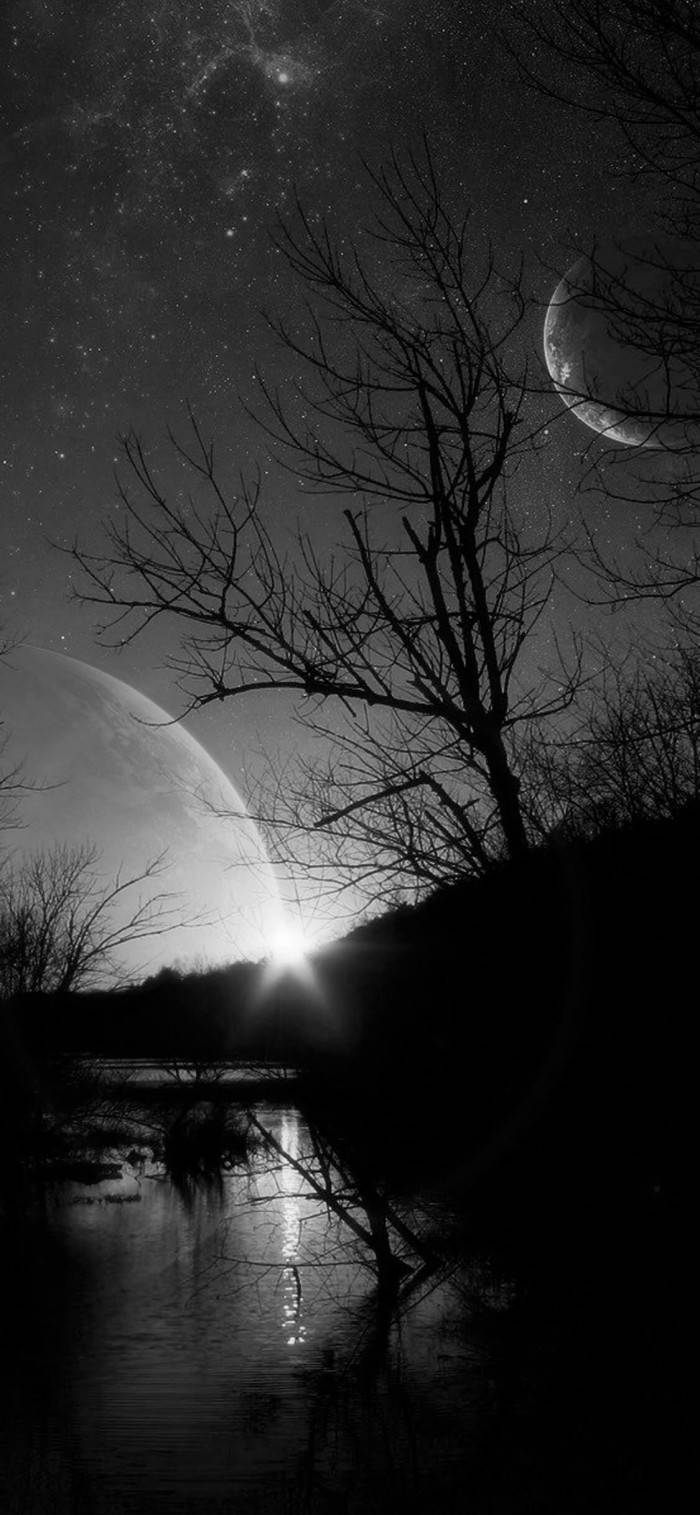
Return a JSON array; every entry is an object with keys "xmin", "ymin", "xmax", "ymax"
[
  {"xmin": 1, "ymin": 1096, "xmax": 514, "ymax": 1514},
  {"xmin": 1, "ymin": 1061, "xmax": 665, "ymax": 1513}
]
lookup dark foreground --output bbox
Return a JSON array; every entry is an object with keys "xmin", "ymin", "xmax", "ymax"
[
  {"xmin": 1, "ymin": 806, "xmax": 692, "ymax": 1509},
  {"xmin": 0, "ymin": 1093, "xmax": 684, "ymax": 1515}
]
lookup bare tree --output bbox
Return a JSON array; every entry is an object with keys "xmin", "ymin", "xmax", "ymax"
[
  {"xmin": 73, "ymin": 148, "xmax": 580, "ymax": 903},
  {"xmin": 0, "ymin": 842, "xmax": 179, "ymax": 997},
  {"xmin": 1, "ymin": 633, "xmax": 32, "ymax": 838},
  {"xmin": 244, "ymin": 1108, "xmax": 440, "ymax": 1303},
  {"xmin": 0, "ymin": 731, "xmax": 26, "ymax": 839},
  {"xmin": 508, "ymin": 1, "xmax": 700, "ymax": 232},
  {"xmin": 508, "ymin": 0, "xmax": 700, "ymax": 612},
  {"xmin": 525, "ymin": 643, "xmax": 700, "ymax": 839}
]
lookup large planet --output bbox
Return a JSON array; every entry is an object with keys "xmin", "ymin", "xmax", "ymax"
[
  {"xmin": 0, "ymin": 646, "xmax": 284, "ymax": 980},
  {"xmin": 543, "ymin": 236, "xmax": 700, "ymax": 449}
]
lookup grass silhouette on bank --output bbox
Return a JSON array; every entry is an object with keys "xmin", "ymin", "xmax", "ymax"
[{"xmin": 2, "ymin": 797, "xmax": 693, "ymax": 1238}]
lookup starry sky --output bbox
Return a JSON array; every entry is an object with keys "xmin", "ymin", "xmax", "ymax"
[{"xmin": 0, "ymin": 0, "xmax": 661, "ymax": 779}]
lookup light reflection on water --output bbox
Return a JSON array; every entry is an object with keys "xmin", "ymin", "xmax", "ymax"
[
  {"xmin": 279, "ymin": 1112, "xmax": 306, "ymax": 1348},
  {"xmin": 1, "ymin": 1104, "xmax": 501, "ymax": 1514}
]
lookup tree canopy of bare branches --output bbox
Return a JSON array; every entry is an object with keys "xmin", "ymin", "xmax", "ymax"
[
  {"xmin": 0, "ymin": 843, "xmax": 179, "ymax": 997},
  {"xmin": 0, "ymin": 731, "xmax": 26, "ymax": 839},
  {"xmin": 0, "ymin": 634, "xmax": 32, "ymax": 837},
  {"xmin": 73, "ymin": 148, "xmax": 581, "ymax": 905},
  {"xmin": 509, "ymin": 1, "xmax": 700, "ymax": 230},
  {"xmin": 509, "ymin": 0, "xmax": 700, "ymax": 612},
  {"xmin": 527, "ymin": 644, "xmax": 700, "ymax": 839}
]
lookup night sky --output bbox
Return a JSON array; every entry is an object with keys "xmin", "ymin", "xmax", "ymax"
[{"xmin": 0, "ymin": 0, "xmax": 661, "ymax": 781}]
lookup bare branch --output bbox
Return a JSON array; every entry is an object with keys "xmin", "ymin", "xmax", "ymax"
[{"xmin": 72, "ymin": 146, "xmax": 582, "ymax": 907}]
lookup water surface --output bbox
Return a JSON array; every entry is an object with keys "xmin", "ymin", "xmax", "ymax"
[{"xmin": 2, "ymin": 1101, "xmax": 501, "ymax": 1513}]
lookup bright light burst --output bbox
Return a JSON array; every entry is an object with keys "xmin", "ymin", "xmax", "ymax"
[{"xmin": 267, "ymin": 919, "xmax": 313, "ymax": 972}]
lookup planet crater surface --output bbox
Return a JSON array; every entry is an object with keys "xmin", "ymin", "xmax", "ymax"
[{"xmin": 544, "ymin": 235, "xmax": 700, "ymax": 449}]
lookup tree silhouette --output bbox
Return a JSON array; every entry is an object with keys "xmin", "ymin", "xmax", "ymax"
[
  {"xmin": 244, "ymin": 1108, "xmax": 439, "ymax": 1303},
  {"xmin": 508, "ymin": 1, "xmax": 700, "ymax": 234},
  {"xmin": 0, "ymin": 634, "xmax": 31, "ymax": 837},
  {"xmin": 507, "ymin": 0, "xmax": 700, "ymax": 613},
  {"xmin": 525, "ymin": 643, "xmax": 700, "ymax": 838},
  {"xmin": 0, "ymin": 842, "xmax": 178, "ymax": 996},
  {"xmin": 0, "ymin": 731, "xmax": 25, "ymax": 839},
  {"xmin": 74, "ymin": 148, "xmax": 580, "ymax": 902}
]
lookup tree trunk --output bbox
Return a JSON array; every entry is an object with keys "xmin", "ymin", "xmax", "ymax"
[{"xmin": 484, "ymin": 733, "xmax": 529, "ymax": 861}]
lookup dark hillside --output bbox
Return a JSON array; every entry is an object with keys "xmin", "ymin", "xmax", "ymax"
[
  {"xmin": 3, "ymin": 802, "xmax": 694, "ymax": 1229},
  {"xmin": 283, "ymin": 801, "xmax": 695, "ymax": 1225}
]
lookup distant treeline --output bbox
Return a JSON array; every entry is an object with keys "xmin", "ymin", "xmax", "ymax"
[{"xmin": 2, "ymin": 801, "xmax": 694, "ymax": 1214}]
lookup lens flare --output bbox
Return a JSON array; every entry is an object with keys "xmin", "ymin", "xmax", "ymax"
[{"xmin": 267, "ymin": 921, "xmax": 312, "ymax": 971}]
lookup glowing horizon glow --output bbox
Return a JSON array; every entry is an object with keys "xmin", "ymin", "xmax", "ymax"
[
  {"xmin": 267, "ymin": 919, "xmax": 314, "ymax": 972},
  {"xmin": 0, "ymin": 644, "xmax": 283, "ymax": 978}
]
